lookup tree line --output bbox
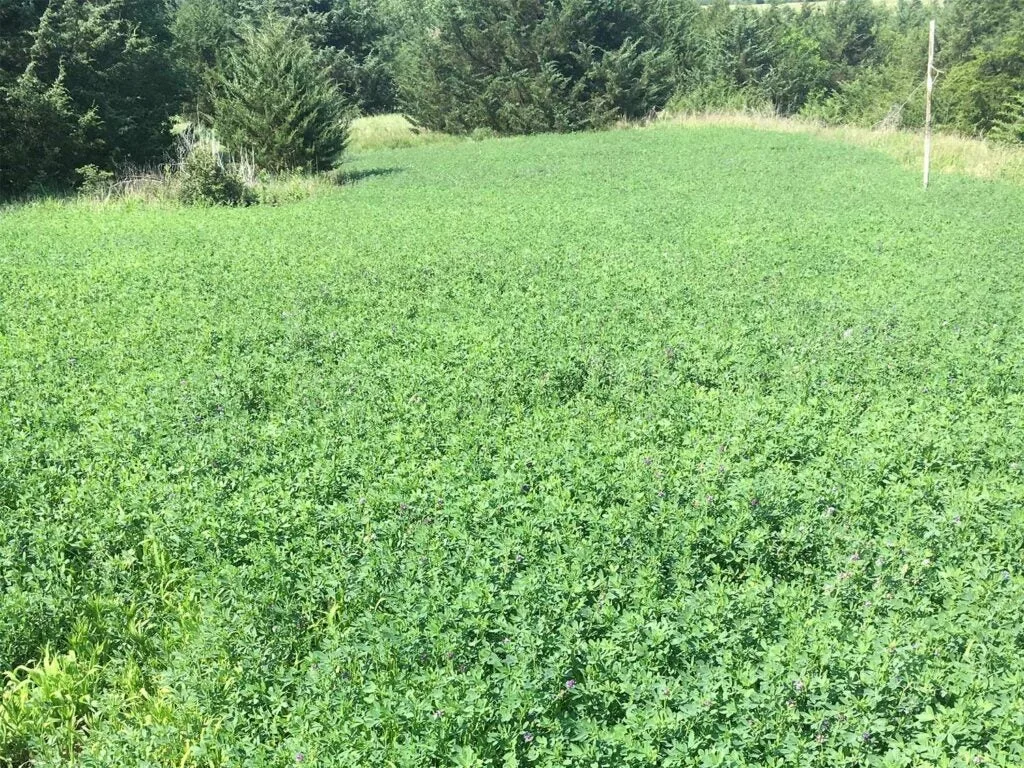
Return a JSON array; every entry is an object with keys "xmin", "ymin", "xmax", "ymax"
[{"xmin": 1, "ymin": 0, "xmax": 1023, "ymax": 198}]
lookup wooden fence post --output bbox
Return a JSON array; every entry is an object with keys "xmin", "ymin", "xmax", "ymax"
[{"xmin": 924, "ymin": 19, "xmax": 936, "ymax": 189}]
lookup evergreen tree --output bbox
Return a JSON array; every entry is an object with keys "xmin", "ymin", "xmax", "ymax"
[
  {"xmin": 26, "ymin": 0, "xmax": 181, "ymax": 163},
  {"xmin": 169, "ymin": 0, "xmax": 241, "ymax": 112},
  {"xmin": 991, "ymin": 91, "xmax": 1024, "ymax": 144},
  {"xmin": 213, "ymin": 16, "xmax": 350, "ymax": 171},
  {"xmin": 937, "ymin": 1, "xmax": 1024, "ymax": 134},
  {"xmin": 0, "ymin": 0, "xmax": 49, "ymax": 74},
  {"xmin": 261, "ymin": 0, "xmax": 397, "ymax": 112},
  {"xmin": 1, "ymin": 0, "xmax": 179, "ymax": 196},
  {"xmin": 0, "ymin": 70, "xmax": 98, "ymax": 196},
  {"xmin": 396, "ymin": 0, "xmax": 676, "ymax": 135}
]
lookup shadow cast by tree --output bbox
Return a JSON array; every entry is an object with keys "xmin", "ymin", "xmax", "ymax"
[{"xmin": 340, "ymin": 167, "xmax": 405, "ymax": 185}]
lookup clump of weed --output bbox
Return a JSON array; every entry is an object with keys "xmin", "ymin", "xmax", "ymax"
[
  {"xmin": 177, "ymin": 146, "xmax": 250, "ymax": 206},
  {"xmin": 75, "ymin": 165, "xmax": 115, "ymax": 199},
  {"xmin": 171, "ymin": 121, "xmax": 255, "ymax": 206},
  {"xmin": 469, "ymin": 126, "xmax": 499, "ymax": 142},
  {"xmin": 0, "ymin": 637, "xmax": 103, "ymax": 765}
]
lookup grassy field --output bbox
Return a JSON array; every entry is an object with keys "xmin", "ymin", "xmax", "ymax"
[
  {"xmin": 352, "ymin": 112, "xmax": 1024, "ymax": 187},
  {"xmin": 657, "ymin": 112, "xmax": 1024, "ymax": 186},
  {"xmin": 348, "ymin": 114, "xmax": 458, "ymax": 153},
  {"xmin": 2, "ymin": 125, "xmax": 1024, "ymax": 766}
]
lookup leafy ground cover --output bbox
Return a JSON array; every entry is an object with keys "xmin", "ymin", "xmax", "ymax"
[
  {"xmin": 657, "ymin": 112, "xmax": 1024, "ymax": 186},
  {"xmin": 2, "ymin": 126, "xmax": 1024, "ymax": 767}
]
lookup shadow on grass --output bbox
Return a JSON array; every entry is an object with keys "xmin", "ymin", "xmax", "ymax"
[
  {"xmin": 0, "ymin": 183, "xmax": 74, "ymax": 210},
  {"xmin": 340, "ymin": 167, "xmax": 405, "ymax": 185}
]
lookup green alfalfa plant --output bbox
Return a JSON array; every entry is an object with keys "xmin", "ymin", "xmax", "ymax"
[{"xmin": 212, "ymin": 16, "xmax": 351, "ymax": 174}]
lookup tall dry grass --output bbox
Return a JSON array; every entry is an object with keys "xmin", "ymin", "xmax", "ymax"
[{"xmin": 348, "ymin": 114, "xmax": 457, "ymax": 152}]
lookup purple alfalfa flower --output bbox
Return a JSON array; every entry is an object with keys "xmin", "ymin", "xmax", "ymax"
[
  {"xmin": 643, "ymin": 456, "xmax": 653, "ymax": 466},
  {"xmin": 565, "ymin": 679, "xmax": 576, "ymax": 691},
  {"xmin": 522, "ymin": 731, "xmax": 534, "ymax": 744},
  {"xmin": 399, "ymin": 502, "xmax": 408, "ymax": 511},
  {"xmin": 295, "ymin": 753, "xmax": 305, "ymax": 764},
  {"xmin": 862, "ymin": 731, "xmax": 873, "ymax": 743},
  {"xmin": 793, "ymin": 679, "xmax": 805, "ymax": 693},
  {"xmin": 432, "ymin": 709, "xmax": 445, "ymax": 719}
]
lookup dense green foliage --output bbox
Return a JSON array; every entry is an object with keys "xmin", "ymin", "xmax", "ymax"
[
  {"xmin": 3, "ymin": 0, "xmax": 1024, "ymax": 195},
  {"xmin": 937, "ymin": 0, "xmax": 1024, "ymax": 135},
  {"xmin": 3, "ymin": 125, "xmax": 1024, "ymax": 765},
  {"xmin": 0, "ymin": 70, "xmax": 98, "ymax": 196},
  {"xmin": 0, "ymin": 0, "xmax": 179, "ymax": 196},
  {"xmin": 394, "ymin": 0, "xmax": 676, "ymax": 134},
  {"xmin": 169, "ymin": 0, "xmax": 396, "ymax": 115},
  {"xmin": 213, "ymin": 18, "xmax": 350, "ymax": 172}
]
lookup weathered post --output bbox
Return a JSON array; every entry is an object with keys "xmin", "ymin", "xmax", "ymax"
[{"xmin": 924, "ymin": 19, "xmax": 936, "ymax": 189}]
